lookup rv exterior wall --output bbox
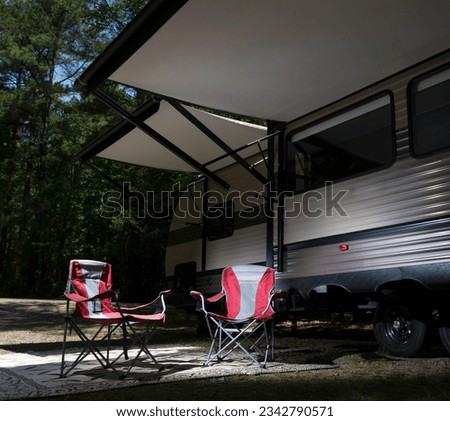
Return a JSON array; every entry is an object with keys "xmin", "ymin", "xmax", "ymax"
[
  {"xmin": 279, "ymin": 152, "xmax": 450, "ymax": 281},
  {"xmin": 165, "ymin": 51, "xmax": 450, "ymax": 357},
  {"xmin": 278, "ymin": 52, "xmax": 450, "ymax": 297}
]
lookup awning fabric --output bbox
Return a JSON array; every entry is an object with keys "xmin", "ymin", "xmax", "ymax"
[
  {"xmin": 91, "ymin": 100, "xmax": 267, "ymax": 172},
  {"xmin": 77, "ymin": 0, "xmax": 450, "ymax": 173}
]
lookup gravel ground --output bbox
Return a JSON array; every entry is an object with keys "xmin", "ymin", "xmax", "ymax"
[
  {"xmin": 0, "ymin": 298, "xmax": 66, "ymax": 354},
  {"xmin": 0, "ymin": 298, "xmax": 203, "ymax": 354}
]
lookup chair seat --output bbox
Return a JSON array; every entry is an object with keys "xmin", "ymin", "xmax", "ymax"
[
  {"xmin": 206, "ymin": 312, "xmax": 274, "ymax": 322},
  {"xmin": 77, "ymin": 312, "xmax": 126, "ymax": 324}
]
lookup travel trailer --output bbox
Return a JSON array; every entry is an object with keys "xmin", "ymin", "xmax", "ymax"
[{"xmin": 76, "ymin": 0, "xmax": 450, "ymax": 358}]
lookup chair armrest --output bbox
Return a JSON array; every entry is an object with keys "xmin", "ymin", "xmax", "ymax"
[
  {"xmin": 64, "ymin": 290, "xmax": 117, "ymax": 303},
  {"xmin": 254, "ymin": 290, "xmax": 288, "ymax": 319},
  {"xmin": 64, "ymin": 292, "xmax": 86, "ymax": 303},
  {"xmin": 190, "ymin": 290, "xmax": 207, "ymax": 313},
  {"xmin": 159, "ymin": 289, "xmax": 172, "ymax": 298},
  {"xmin": 120, "ymin": 290, "xmax": 172, "ymax": 313},
  {"xmin": 206, "ymin": 292, "xmax": 225, "ymax": 303},
  {"xmin": 191, "ymin": 291, "xmax": 225, "ymax": 302},
  {"xmin": 272, "ymin": 290, "xmax": 287, "ymax": 301},
  {"xmin": 191, "ymin": 290, "xmax": 225, "ymax": 314},
  {"xmin": 190, "ymin": 290, "xmax": 203, "ymax": 301}
]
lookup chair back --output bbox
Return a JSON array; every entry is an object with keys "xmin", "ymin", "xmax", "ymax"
[
  {"xmin": 221, "ymin": 265, "xmax": 275, "ymax": 320},
  {"xmin": 66, "ymin": 259, "xmax": 115, "ymax": 318}
]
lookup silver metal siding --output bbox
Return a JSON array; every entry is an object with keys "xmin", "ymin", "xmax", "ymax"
[{"xmin": 279, "ymin": 225, "xmax": 450, "ymax": 281}]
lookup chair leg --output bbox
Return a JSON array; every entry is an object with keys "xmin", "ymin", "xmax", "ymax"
[
  {"xmin": 120, "ymin": 321, "xmax": 164, "ymax": 378},
  {"xmin": 60, "ymin": 320, "xmax": 124, "ymax": 378},
  {"xmin": 269, "ymin": 319, "xmax": 275, "ymax": 361},
  {"xmin": 106, "ymin": 325, "xmax": 111, "ymax": 364},
  {"xmin": 60, "ymin": 316, "xmax": 71, "ymax": 378},
  {"xmin": 249, "ymin": 321, "xmax": 274, "ymax": 365},
  {"xmin": 121, "ymin": 323, "xmax": 129, "ymax": 360},
  {"xmin": 205, "ymin": 322, "xmax": 221, "ymax": 365},
  {"xmin": 260, "ymin": 321, "xmax": 271, "ymax": 367},
  {"xmin": 204, "ymin": 318, "xmax": 274, "ymax": 368}
]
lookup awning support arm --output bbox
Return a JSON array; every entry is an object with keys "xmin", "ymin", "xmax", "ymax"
[
  {"xmin": 254, "ymin": 140, "xmax": 273, "ymax": 184},
  {"xmin": 203, "ymin": 131, "xmax": 280, "ymax": 171},
  {"xmin": 163, "ymin": 97, "xmax": 269, "ymax": 185},
  {"xmin": 92, "ymin": 88, "xmax": 230, "ymax": 190}
]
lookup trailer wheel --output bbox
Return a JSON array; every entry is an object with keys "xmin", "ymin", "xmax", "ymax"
[
  {"xmin": 373, "ymin": 295, "xmax": 427, "ymax": 357},
  {"xmin": 439, "ymin": 327, "xmax": 450, "ymax": 354},
  {"xmin": 438, "ymin": 308, "xmax": 450, "ymax": 354}
]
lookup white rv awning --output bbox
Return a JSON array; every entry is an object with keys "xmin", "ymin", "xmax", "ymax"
[
  {"xmin": 77, "ymin": 0, "xmax": 450, "ymax": 174},
  {"xmin": 92, "ymin": 100, "xmax": 267, "ymax": 172}
]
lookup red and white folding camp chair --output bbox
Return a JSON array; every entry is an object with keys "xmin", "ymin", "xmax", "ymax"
[
  {"xmin": 60, "ymin": 259, "xmax": 171, "ymax": 378},
  {"xmin": 191, "ymin": 265, "xmax": 285, "ymax": 368}
]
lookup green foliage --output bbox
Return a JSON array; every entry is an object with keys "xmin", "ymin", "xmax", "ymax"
[{"xmin": 0, "ymin": 0, "xmax": 187, "ymax": 300}]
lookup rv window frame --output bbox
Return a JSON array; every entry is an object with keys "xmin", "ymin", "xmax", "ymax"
[
  {"xmin": 285, "ymin": 91, "xmax": 396, "ymax": 194},
  {"xmin": 408, "ymin": 64, "xmax": 450, "ymax": 158}
]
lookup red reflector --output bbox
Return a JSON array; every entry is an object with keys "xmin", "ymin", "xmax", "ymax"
[{"xmin": 339, "ymin": 244, "xmax": 349, "ymax": 251}]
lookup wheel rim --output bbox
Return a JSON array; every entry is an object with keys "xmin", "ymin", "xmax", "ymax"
[{"xmin": 385, "ymin": 306, "xmax": 412, "ymax": 344}]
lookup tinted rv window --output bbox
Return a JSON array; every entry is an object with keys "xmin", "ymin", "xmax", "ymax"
[
  {"xmin": 287, "ymin": 94, "xmax": 394, "ymax": 192},
  {"xmin": 409, "ymin": 67, "xmax": 450, "ymax": 156},
  {"xmin": 206, "ymin": 201, "xmax": 234, "ymax": 241}
]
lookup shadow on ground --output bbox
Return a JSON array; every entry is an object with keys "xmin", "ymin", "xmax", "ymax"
[{"xmin": 1, "ymin": 298, "xmax": 450, "ymax": 400}]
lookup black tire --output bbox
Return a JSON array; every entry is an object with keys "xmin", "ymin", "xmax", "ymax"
[
  {"xmin": 373, "ymin": 295, "xmax": 427, "ymax": 357},
  {"xmin": 439, "ymin": 327, "xmax": 450, "ymax": 354},
  {"xmin": 438, "ymin": 307, "xmax": 450, "ymax": 354}
]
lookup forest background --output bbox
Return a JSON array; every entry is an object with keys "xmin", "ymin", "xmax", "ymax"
[{"xmin": 0, "ymin": 0, "xmax": 190, "ymax": 301}]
